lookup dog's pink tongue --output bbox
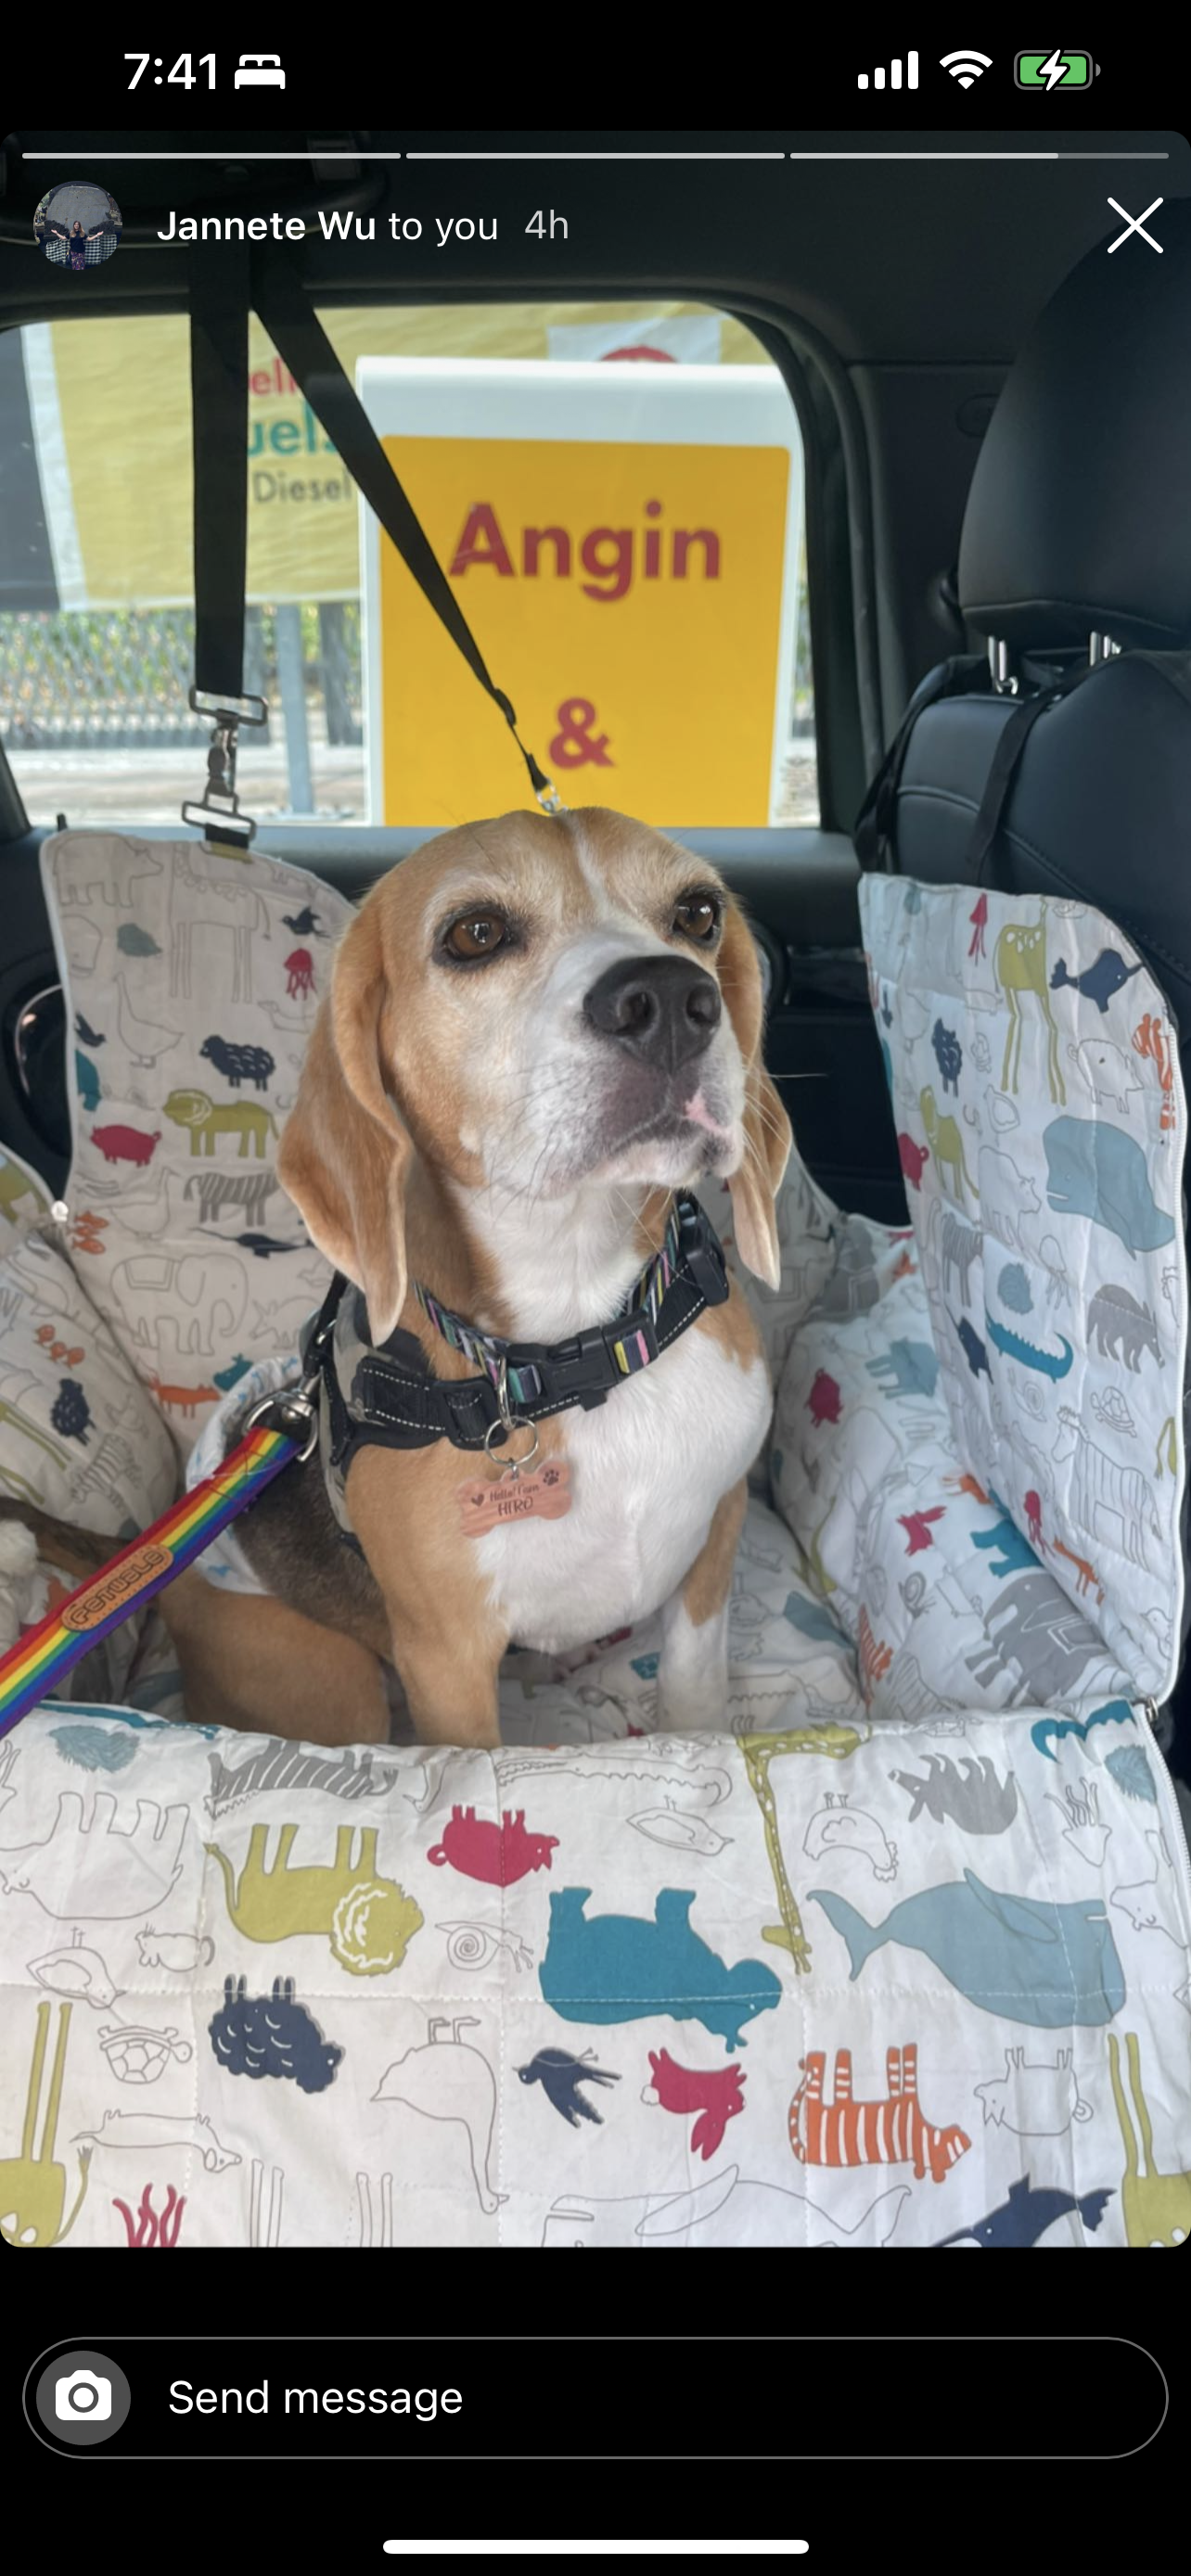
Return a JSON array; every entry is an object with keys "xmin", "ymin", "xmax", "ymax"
[{"xmin": 683, "ymin": 1088, "xmax": 732, "ymax": 1139}]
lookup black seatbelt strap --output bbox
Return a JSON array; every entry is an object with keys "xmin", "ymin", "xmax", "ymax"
[
  {"xmin": 185, "ymin": 248, "xmax": 267, "ymax": 846},
  {"xmin": 250, "ymin": 247, "xmax": 559, "ymax": 810},
  {"xmin": 853, "ymin": 655, "xmax": 989, "ymax": 872},
  {"xmin": 963, "ymin": 661, "xmax": 1095, "ymax": 888}
]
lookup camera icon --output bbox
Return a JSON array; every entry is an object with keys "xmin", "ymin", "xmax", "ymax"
[
  {"xmin": 32, "ymin": 2349, "xmax": 131, "ymax": 2445},
  {"xmin": 55, "ymin": 2368, "xmax": 112, "ymax": 2422}
]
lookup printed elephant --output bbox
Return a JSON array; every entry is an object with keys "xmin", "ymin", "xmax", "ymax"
[{"xmin": 109, "ymin": 1252, "xmax": 248, "ymax": 1356}]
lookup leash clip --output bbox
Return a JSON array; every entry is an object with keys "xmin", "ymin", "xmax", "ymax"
[{"xmin": 242, "ymin": 1384, "xmax": 321, "ymax": 1465}]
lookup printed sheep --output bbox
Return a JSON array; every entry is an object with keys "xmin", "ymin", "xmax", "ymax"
[
  {"xmin": 207, "ymin": 1975, "xmax": 341, "ymax": 2095},
  {"xmin": 199, "ymin": 1036, "xmax": 276, "ymax": 1093},
  {"xmin": 931, "ymin": 1020, "xmax": 963, "ymax": 1097},
  {"xmin": 50, "ymin": 1381, "xmax": 92, "ymax": 1445}
]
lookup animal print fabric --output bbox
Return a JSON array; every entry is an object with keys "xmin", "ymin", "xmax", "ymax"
[
  {"xmin": 1, "ymin": 1696, "xmax": 1187, "ymax": 2247},
  {"xmin": 860, "ymin": 880, "xmax": 1188, "ymax": 1707},
  {"xmin": 3, "ymin": 837, "xmax": 1191, "ymax": 2248},
  {"xmin": 0, "ymin": 1142, "xmax": 52, "ymax": 1247},
  {"xmin": 0, "ymin": 1229, "xmax": 176, "ymax": 1693},
  {"xmin": 40, "ymin": 831, "xmax": 354, "ymax": 1462},
  {"xmin": 772, "ymin": 1228, "xmax": 1153, "ymax": 1726}
]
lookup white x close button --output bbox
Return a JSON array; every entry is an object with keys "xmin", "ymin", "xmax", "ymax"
[{"xmin": 1107, "ymin": 197, "xmax": 1164, "ymax": 253}]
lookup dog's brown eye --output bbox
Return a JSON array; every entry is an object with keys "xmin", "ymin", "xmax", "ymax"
[
  {"xmin": 442, "ymin": 911, "xmax": 508, "ymax": 962},
  {"xmin": 672, "ymin": 891, "xmax": 722, "ymax": 945}
]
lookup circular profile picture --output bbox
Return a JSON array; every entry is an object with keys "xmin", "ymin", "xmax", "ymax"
[{"xmin": 34, "ymin": 182, "xmax": 122, "ymax": 274}]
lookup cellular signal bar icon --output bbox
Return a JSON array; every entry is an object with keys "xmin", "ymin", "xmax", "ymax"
[{"xmin": 858, "ymin": 52, "xmax": 919, "ymax": 88}]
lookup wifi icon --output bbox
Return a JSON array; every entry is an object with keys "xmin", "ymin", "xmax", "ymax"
[{"xmin": 941, "ymin": 47, "xmax": 992, "ymax": 86}]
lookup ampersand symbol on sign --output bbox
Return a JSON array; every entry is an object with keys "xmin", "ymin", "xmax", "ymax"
[{"xmin": 548, "ymin": 698, "xmax": 614, "ymax": 769}]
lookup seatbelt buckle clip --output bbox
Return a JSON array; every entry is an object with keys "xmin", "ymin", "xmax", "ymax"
[{"xmin": 183, "ymin": 686, "xmax": 269, "ymax": 849}]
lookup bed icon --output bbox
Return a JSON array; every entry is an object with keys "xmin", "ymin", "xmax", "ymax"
[{"xmin": 235, "ymin": 52, "xmax": 285, "ymax": 87}]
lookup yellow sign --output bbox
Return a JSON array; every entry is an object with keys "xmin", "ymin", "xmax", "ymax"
[
  {"xmin": 362, "ymin": 362, "xmax": 802, "ymax": 829},
  {"xmin": 374, "ymin": 437, "xmax": 790, "ymax": 827}
]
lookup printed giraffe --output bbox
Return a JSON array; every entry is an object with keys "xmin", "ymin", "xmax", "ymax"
[
  {"xmin": 0, "ymin": 2000, "xmax": 91, "ymax": 2247},
  {"xmin": 0, "ymin": 1396, "xmax": 69, "ymax": 1472},
  {"xmin": 1108, "ymin": 2031, "xmax": 1191, "ymax": 2247},
  {"xmin": 995, "ymin": 922, "xmax": 1066, "ymax": 1104}
]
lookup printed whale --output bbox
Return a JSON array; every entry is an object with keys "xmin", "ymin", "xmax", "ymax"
[{"xmin": 811, "ymin": 1870, "xmax": 1126, "ymax": 2028}]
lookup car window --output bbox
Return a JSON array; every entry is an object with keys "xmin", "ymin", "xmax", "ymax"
[{"xmin": 0, "ymin": 300, "xmax": 815, "ymax": 832}]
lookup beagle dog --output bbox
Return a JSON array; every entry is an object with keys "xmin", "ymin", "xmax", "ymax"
[{"xmin": 20, "ymin": 810, "xmax": 792, "ymax": 1749}]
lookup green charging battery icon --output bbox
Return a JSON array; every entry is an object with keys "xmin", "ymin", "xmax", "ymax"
[{"xmin": 1015, "ymin": 49, "xmax": 1098, "ymax": 86}]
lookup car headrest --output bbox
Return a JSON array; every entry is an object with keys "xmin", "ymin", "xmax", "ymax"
[{"xmin": 958, "ymin": 194, "xmax": 1191, "ymax": 651}]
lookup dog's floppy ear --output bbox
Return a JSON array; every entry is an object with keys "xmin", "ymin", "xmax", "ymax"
[
  {"xmin": 716, "ymin": 902, "xmax": 792, "ymax": 1292},
  {"xmin": 277, "ymin": 899, "xmax": 412, "ymax": 1343}
]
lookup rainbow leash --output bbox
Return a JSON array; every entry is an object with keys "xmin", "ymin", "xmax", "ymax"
[{"xmin": 0, "ymin": 1420, "xmax": 298, "ymax": 1741}]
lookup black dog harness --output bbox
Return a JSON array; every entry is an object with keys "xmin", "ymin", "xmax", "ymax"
[{"xmin": 290, "ymin": 1192, "xmax": 730, "ymax": 1537}]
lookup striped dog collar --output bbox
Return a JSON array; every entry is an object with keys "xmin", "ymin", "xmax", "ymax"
[
  {"xmin": 413, "ymin": 1193, "xmax": 723, "ymax": 1408},
  {"xmin": 316, "ymin": 1192, "xmax": 731, "ymax": 1465}
]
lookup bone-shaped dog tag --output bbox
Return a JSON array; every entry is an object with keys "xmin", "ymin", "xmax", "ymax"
[{"xmin": 457, "ymin": 1460, "xmax": 573, "ymax": 1537}]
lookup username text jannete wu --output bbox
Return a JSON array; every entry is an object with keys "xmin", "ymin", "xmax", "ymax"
[{"xmin": 155, "ymin": 210, "xmax": 557, "ymax": 247}]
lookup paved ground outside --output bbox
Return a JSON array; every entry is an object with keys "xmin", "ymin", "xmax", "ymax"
[{"xmin": 6, "ymin": 742, "xmax": 820, "ymax": 832}]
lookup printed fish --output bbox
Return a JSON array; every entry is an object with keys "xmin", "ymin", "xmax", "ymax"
[
  {"xmin": 810, "ymin": 1869, "xmax": 1126, "ymax": 2027},
  {"xmin": 1049, "ymin": 949, "xmax": 1144, "ymax": 1014},
  {"xmin": 934, "ymin": 2174, "xmax": 1114, "ymax": 2248}
]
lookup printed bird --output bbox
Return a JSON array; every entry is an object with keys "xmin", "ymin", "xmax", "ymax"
[
  {"xmin": 75, "ymin": 1013, "xmax": 106, "ymax": 1048},
  {"xmin": 643, "ymin": 2048, "xmax": 748, "ymax": 2160},
  {"xmin": 114, "ymin": 976, "xmax": 181, "ymax": 1069},
  {"xmin": 282, "ymin": 906, "xmax": 325, "ymax": 937},
  {"xmin": 201, "ymin": 1231, "xmax": 304, "ymax": 1258},
  {"xmin": 899, "ymin": 1506, "xmax": 945, "ymax": 1556},
  {"xmin": 517, "ymin": 2047, "xmax": 621, "ymax": 2127}
]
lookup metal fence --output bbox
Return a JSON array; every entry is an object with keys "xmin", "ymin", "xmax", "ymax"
[{"xmin": 0, "ymin": 603, "xmax": 364, "ymax": 751}]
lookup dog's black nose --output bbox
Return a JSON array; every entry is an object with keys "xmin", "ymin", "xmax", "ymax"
[{"xmin": 583, "ymin": 955, "xmax": 722, "ymax": 1071}]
